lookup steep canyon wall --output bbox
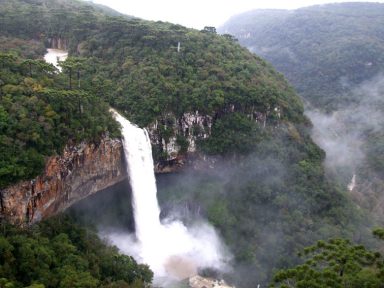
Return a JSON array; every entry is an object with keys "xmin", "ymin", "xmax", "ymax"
[{"xmin": 0, "ymin": 137, "xmax": 126, "ymax": 225}]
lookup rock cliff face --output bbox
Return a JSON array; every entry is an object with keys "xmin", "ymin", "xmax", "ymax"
[
  {"xmin": 149, "ymin": 111, "xmax": 213, "ymax": 173},
  {"xmin": 47, "ymin": 36, "xmax": 69, "ymax": 50},
  {"xmin": 0, "ymin": 137, "xmax": 126, "ymax": 225},
  {"xmin": 149, "ymin": 108, "xmax": 272, "ymax": 173}
]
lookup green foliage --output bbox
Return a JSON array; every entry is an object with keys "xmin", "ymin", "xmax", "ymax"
[
  {"xmin": 175, "ymin": 134, "xmax": 189, "ymax": 154},
  {"xmin": 0, "ymin": 0, "xmax": 306, "ymax": 163},
  {"xmin": 221, "ymin": 3, "xmax": 384, "ymax": 110},
  {"xmin": 0, "ymin": 54, "xmax": 120, "ymax": 188},
  {"xmin": 0, "ymin": 215, "xmax": 152, "ymax": 288},
  {"xmin": 0, "ymin": 0, "xmax": 127, "ymax": 51},
  {"xmin": 271, "ymin": 232, "xmax": 384, "ymax": 288},
  {"xmin": 200, "ymin": 112, "xmax": 265, "ymax": 155},
  {"xmin": 222, "ymin": 2, "xmax": 384, "ymax": 225},
  {"xmin": 77, "ymin": 18, "xmax": 305, "ymax": 138},
  {"xmin": 373, "ymin": 228, "xmax": 384, "ymax": 240},
  {"xmin": 0, "ymin": 37, "xmax": 46, "ymax": 59},
  {"xmin": 0, "ymin": 1, "xmax": 368, "ymax": 287},
  {"xmin": 0, "ymin": 0, "xmax": 307, "ymax": 164}
]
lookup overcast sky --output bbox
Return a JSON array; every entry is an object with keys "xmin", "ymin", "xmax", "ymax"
[{"xmin": 92, "ymin": 0, "xmax": 384, "ymax": 29}]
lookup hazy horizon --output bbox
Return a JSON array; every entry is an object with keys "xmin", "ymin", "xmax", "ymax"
[{"xmin": 91, "ymin": 0, "xmax": 384, "ymax": 29}]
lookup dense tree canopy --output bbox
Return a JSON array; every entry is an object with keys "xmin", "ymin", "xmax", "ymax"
[
  {"xmin": 220, "ymin": 2, "xmax": 384, "ymax": 227},
  {"xmin": 271, "ymin": 229, "xmax": 384, "ymax": 288},
  {"xmin": 0, "ymin": 53, "xmax": 120, "ymax": 188},
  {"xmin": 0, "ymin": 0, "xmax": 306, "ymax": 160},
  {"xmin": 220, "ymin": 2, "xmax": 384, "ymax": 110},
  {"xmin": 0, "ymin": 215, "xmax": 153, "ymax": 288}
]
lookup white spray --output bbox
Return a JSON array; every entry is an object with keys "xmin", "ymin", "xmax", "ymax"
[
  {"xmin": 109, "ymin": 110, "xmax": 230, "ymax": 286},
  {"xmin": 44, "ymin": 49, "xmax": 68, "ymax": 71},
  {"xmin": 348, "ymin": 174, "xmax": 356, "ymax": 191}
]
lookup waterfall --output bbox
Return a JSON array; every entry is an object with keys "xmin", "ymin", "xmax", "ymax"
[
  {"xmin": 348, "ymin": 174, "xmax": 356, "ymax": 191},
  {"xmin": 44, "ymin": 49, "xmax": 68, "ymax": 71},
  {"xmin": 111, "ymin": 110, "xmax": 162, "ymax": 243},
  {"xmin": 110, "ymin": 109, "xmax": 230, "ymax": 286}
]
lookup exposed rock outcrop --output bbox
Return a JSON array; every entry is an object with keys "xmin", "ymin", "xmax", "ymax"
[
  {"xmin": 47, "ymin": 36, "xmax": 69, "ymax": 50},
  {"xmin": 149, "ymin": 111, "xmax": 213, "ymax": 173},
  {"xmin": 0, "ymin": 137, "xmax": 126, "ymax": 225},
  {"xmin": 149, "ymin": 108, "xmax": 272, "ymax": 173},
  {"xmin": 189, "ymin": 275, "xmax": 235, "ymax": 288}
]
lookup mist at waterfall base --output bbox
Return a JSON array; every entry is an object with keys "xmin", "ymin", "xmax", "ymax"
[
  {"xmin": 106, "ymin": 111, "xmax": 231, "ymax": 286},
  {"xmin": 67, "ymin": 112, "xmax": 366, "ymax": 287}
]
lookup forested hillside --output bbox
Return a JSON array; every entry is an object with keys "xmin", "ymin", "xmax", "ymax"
[
  {"xmin": 0, "ymin": 53, "xmax": 120, "ymax": 188},
  {"xmin": 220, "ymin": 4, "xmax": 384, "ymax": 285},
  {"xmin": 220, "ymin": 3, "xmax": 384, "ymax": 109},
  {"xmin": 0, "ymin": 0, "xmax": 307, "ymax": 160},
  {"xmin": 221, "ymin": 2, "xmax": 384, "ymax": 223},
  {"xmin": 0, "ymin": 0, "xmax": 369, "ymax": 286}
]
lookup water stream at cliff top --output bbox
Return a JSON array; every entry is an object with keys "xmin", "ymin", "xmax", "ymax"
[
  {"xmin": 44, "ymin": 48, "xmax": 68, "ymax": 71},
  {"xmin": 111, "ymin": 110, "xmax": 162, "ymax": 244},
  {"xmin": 109, "ymin": 109, "xmax": 230, "ymax": 286}
]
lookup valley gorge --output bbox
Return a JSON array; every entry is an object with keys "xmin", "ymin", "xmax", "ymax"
[{"xmin": 1, "ymin": 0, "xmax": 384, "ymax": 287}]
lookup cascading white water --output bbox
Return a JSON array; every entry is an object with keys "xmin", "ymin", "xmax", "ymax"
[
  {"xmin": 110, "ymin": 110, "xmax": 230, "ymax": 286},
  {"xmin": 44, "ymin": 49, "xmax": 68, "ymax": 71},
  {"xmin": 348, "ymin": 174, "xmax": 356, "ymax": 191},
  {"xmin": 111, "ymin": 110, "xmax": 162, "ymax": 243}
]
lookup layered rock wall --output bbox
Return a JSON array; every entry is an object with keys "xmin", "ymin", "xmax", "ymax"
[
  {"xmin": 47, "ymin": 36, "xmax": 69, "ymax": 50},
  {"xmin": 149, "ymin": 111, "xmax": 213, "ymax": 173},
  {"xmin": 149, "ymin": 108, "xmax": 272, "ymax": 173},
  {"xmin": 0, "ymin": 137, "xmax": 126, "ymax": 225}
]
